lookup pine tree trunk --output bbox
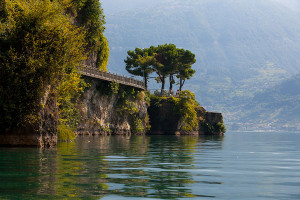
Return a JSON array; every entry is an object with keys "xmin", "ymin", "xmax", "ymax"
[
  {"xmin": 144, "ymin": 76, "xmax": 148, "ymax": 90},
  {"xmin": 169, "ymin": 75, "xmax": 173, "ymax": 94},
  {"xmin": 161, "ymin": 76, "xmax": 165, "ymax": 95},
  {"xmin": 179, "ymin": 78, "xmax": 183, "ymax": 91}
]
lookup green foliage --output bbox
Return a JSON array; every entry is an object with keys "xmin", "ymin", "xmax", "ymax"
[
  {"xmin": 0, "ymin": 0, "xmax": 86, "ymax": 130},
  {"xmin": 116, "ymin": 86, "xmax": 148, "ymax": 134},
  {"xmin": 125, "ymin": 44, "xmax": 196, "ymax": 93},
  {"xmin": 95, "ymin": 80, "xmax": 120, "ymax": 96},
  {"xmin": 217, "ymin": 122, "xmax": 227, "ymax": 133},
  {"xmin": 154, "ymin": 44, "xmax": 196, "ymax": 93},
  {"xmin": 201, "ymin": 122, "xmax": 226, "ymax": 134},
  {"xmin": 97, "ymin": 35, "xmax": 109, "ymax": 71},
  {"xmin": 124, "ymin": 48, "xmax": 157, "ymax": 90},
  {"xmin": 144, "ymin": 91, "xmax": 151, "ymax": 106},
  {"xmin": 136, "ymin": 91, "xmax": 145, "ymax": 102},
  {"xmin": 150, "ymin": 90, "xmax": 200, "ymax": 132},
  {"xmin": 73, "ymin": 0, "xmax": 105, "ymax": 45},
  {"xmin": 119, "ymin": 99, "xmax": 145, "ymax": 134},
  {"xmin": 57, "ymin": 124, "xmax": 76, "ymax": 142},
  {"xmin": 58, "ymin": 70, "xmax": 89, "ymax": 131},
  {"xmin": 101, "ymin": 123, "xmax": 112, "ymax": 133},
  {"xmin": 117, "ymin": 85, "xmax": 136, "ymax": 104},
  {"xmin": 174, "ymin": 90, "xmax": 199, "ymax": 132},
  {"xmin": 109, "ymin": 81, "xmax": 119, "ymax": 95},
  {"xmin": 149, "ymin": 94, "xmax": 164, "ymax": 107},
  {"xmin": 131, "ymin": 118, "xmax": 144, "ymax": 134},
  {"xmin": 117, "ymin": 88, "xmax": 138, "ymax": 114},
  {"xmin": 71, "ymin": 0, "xmax": 109, "ymax": 70},
  {"xmin": 120, "ymin": 100, "xmax": 139, "ymax": 115}
]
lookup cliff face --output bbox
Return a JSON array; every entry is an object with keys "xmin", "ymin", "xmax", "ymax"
[
  {"xmin": 0, "ymin": 88, "xmax": 58, "ymax": 147},
  {"xmin": 198, "ymin": 111, "xmax": 225, "ymax": 135},
  {"xmin": 148, "ymin": 98, "xmax": 225, "ymax": 135},
  {"xmin": 147, "ymin": 101, "xmax": 182, "ymax": 135},
  {"xmin": 0, "ymin": 76, "xmax": 149, "ymax": 146},
  {"xmin": 76, "ymin": 77, "xmax": 148, "ymax": 135}
]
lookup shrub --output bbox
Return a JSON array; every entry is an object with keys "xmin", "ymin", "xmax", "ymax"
[
  {"xmin": 0, "ymin": 0, "xmax": 86, "ymax": 131},
  {"xmin": 109, "ymin": 81, "xmax": 119, "ymax": 95},
  {"xmin": 71, "ymin": 0, "xmax": 109, "ymax": 71},
  {"xmin": 57, "ymin": 124, "xmax": 76, "ymax": 141},
  {"xmin": 201, "ymin": 122, "xmax": 226, "ymax": 134},
  {"xmin": 136, "ymin": 91, "xmax": 145, "ymax": 102},
  {"xmin": 176, "ymin": 90, "xmax": 199, "ymax": 131},
  {"xmin": 150, "ymin": 90, "xmax": 200, "ymax": 132},
  {"xmin": 58, "ymin": 70, "xmax": 89, "ymax": 130}
]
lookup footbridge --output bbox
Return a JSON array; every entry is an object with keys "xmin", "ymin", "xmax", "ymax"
[{"xmin": 78, "ymin": 66, "xmax": 145, "ymax": 90}]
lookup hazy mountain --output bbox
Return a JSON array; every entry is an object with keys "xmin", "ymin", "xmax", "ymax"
[
  {"xmin": 101, "ymin": 0, "xmax": 300, "ymax": 129},
  {"xmin": 230, "ymin": 73, "xmax": 300, "ymax": 131}
]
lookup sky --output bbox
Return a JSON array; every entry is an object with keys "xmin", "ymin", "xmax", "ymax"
[{"xmin": 274, "ymin": 0, "xmax": 300, "ymax": 11}]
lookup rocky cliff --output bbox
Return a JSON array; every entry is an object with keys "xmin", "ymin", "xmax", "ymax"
[
  {"xmin": 0, "ymin": 77, "xmax": 224, "ymax": 147},
  {"xmin": 198, "ymin": 111, "xmax": 225, "ymax": 135},
  {"xmin": 0, "ymin": 88, "xmax": 58, "ymax": 147},
  {"xmin": 0, "ymin": 76, "xmax": 149, "ymax": 146},
  {"xmin": 148, "ymin": 96, "xmax": 225, "ymax": 135},
  {"xmin": 76, "ymin": 77, "xmax": 149, "ymax": 135}
]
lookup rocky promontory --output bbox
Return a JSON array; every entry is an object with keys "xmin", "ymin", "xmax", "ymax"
[{"xmin": 148, "ymin": 92, "xmax": 225, "ymax": 135}]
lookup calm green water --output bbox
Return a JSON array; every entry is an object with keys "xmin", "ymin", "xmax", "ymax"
[{"xmin": 1, "ymin": 132, "xmax": 300, "ymax": 199}]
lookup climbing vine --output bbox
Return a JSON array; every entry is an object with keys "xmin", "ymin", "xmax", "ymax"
[
  {"xmin": 116, "ymin": 86, "xmax": 149, "ymax": 134},
  {"xmin": 57, "ymin": 70, "xmax": 89, "ymax": 140}
]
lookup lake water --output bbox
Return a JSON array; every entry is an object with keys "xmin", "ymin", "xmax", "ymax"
[{"xmin": 0, "ymin": 132, "xmax": 300, "ymax": 199}]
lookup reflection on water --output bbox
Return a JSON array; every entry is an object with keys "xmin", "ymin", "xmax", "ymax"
[
  {"xmin": 1, "ymin": 132, "xmax": 300, "ymax": 199},
  {"xmin": 105, "ymin": 136, "xmax": 201, "ymax": 199},
  {"xmin": 0, "ymin": 148, "xmax": 57, "ymax": 199}
]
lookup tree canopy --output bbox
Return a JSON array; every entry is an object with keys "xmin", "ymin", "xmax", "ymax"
[
  {"xmin": 124, "ymin": 48, "xmax": 157, "ymax": 90},
  {"xmin": 124, "ymin": 44, "xmax": 196, "ymax": 94},
  {"xmin": 0, "ymin": 0, "xmax": 86, "ymax": 131}
]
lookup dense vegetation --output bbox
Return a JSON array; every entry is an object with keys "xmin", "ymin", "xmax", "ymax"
[
  {"xmin": 125, "ymin": 44, "xmax": 196, "ymax": 93},
  {"xmin": 150, "ymin": 90, "xmax": 200, "ymax": 132},
  {"xmin": 149, "ymin": 90, "xmax": 226, "ymax": 134},
  {"xmin": 0, "ymin": 0, "xmax": 108, "ymax": 138},
  {"xmin": 0, "ymin": 0, "xmax": 84, "ymax": 131},
  {"xmin": 71, "ymin": 0, "xmax": 109, "ymax": 71}
]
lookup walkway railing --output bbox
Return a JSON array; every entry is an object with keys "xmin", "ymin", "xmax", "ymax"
[{"xmin": 78, "ymin": 66, "xmax": 145, "ymax": 90}]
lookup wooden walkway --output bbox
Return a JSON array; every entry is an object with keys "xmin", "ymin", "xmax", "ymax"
[{"xmin": 78, "ymin": 66, "xmax": 145, "ymax": 90}]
